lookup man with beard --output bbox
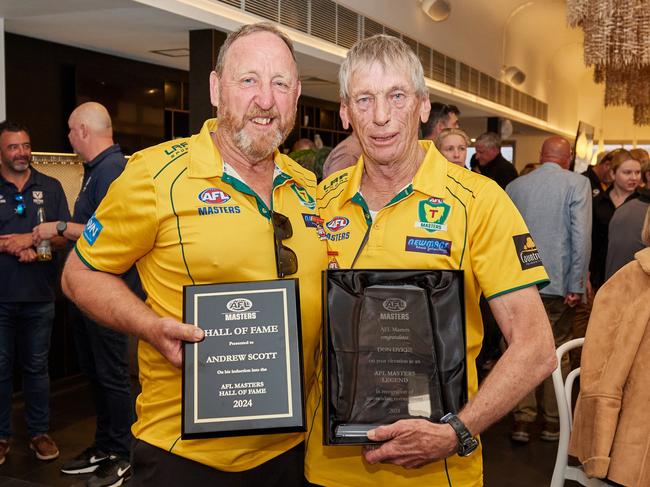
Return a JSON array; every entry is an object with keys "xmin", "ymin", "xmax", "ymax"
[
  {"xmin": 0, "ymin": 121, "xmax": 69, "ymax": 465},
  {"xmin": 62, "ymin": 23, "xmax": 326, "ymax": 485},
  {"xmin": 305, "ymin": 35, "xmax": 556, "ymax": 487}
]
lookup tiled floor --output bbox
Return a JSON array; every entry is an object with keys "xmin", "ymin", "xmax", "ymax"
[{"xmin": 0, "ymin": 378, "xmax": 574, "ymax": 486}]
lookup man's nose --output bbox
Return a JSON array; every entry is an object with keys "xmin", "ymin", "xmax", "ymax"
[
  {"xmin": 254, "ymin": 83, "xmax": 274, "ymax": 111},
  {"xmin": 373, "ymin": 98, "xmax": 390, "ymax": 126}
]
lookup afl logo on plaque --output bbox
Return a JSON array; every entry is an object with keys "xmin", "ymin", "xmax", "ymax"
[
  {"xmin": 382, "ymin": 298, "xmax": 407, "ymax": 312},
  {"xmin": 226, "ymin": 298, "xmax": 253, "ymax": 312}
]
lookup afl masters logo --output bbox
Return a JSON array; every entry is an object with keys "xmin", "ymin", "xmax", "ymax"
[
  {"xmin": 380, "ymin": 298, "xmax": 409, "ymax": 320},
  {"xmin": 382, "ymin": 298, "xmax": 407, "ymax": 312},
  {"xmin": 226, "ymin": 298, "xmax": 252, "ymax": 312},
  {"xmin": 223, "ymin": 298, "xmax": 257, "ymax": 321}
]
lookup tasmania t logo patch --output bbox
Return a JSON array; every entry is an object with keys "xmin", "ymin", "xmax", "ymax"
[
  {"xmin": 290, "ymin": 183, "xmax": 316, "ymax": 210},
  {"xmin": 513, "ymin": 233, "xmax": 543, "ymax": 270},
  {"xmin": 416, "ymin": 197, "xmax": 450, "ymax": 233}
]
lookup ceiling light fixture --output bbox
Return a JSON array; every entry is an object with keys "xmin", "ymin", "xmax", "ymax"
[{"xmin": 419, "ymin": 0, "xmax": 451, "ymax": 22}]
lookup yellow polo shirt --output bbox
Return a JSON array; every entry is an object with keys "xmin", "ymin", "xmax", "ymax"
[
  {"xmin": 75, "ymin": 119, "xmax": 327, "ymax": 471},
  {"xmin": 304, "ymin": 141, "xmax": 548, "ymax": 487}
]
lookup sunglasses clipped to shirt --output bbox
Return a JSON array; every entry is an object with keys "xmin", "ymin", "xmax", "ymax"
[
  {"xmin": 13, "ymin": 194, "xmax": 26, "ymax": 217},
  {"xmin": 271, "ymin": 211, "xmax": 298, "ymax": 278}
]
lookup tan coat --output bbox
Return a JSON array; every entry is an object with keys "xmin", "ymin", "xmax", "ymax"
[{"xmin": 569, "ymin": 247, "xmax": 650, "ymax": 486}]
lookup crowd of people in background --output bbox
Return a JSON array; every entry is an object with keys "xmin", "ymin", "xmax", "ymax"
[{"xmin": 1, "ymin": 21, "xmax": 649, "ymax": 487}]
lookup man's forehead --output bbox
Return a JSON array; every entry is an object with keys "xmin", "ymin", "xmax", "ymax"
[
  {"xmin": 444, "ymin": 113, "xmax": 459, "ymax": 127},
  {"xmin": 222, "ymin": 31, "xmax": 296, "ymax": 74},
  {"xmin": 0, "ymin": 131, "xmax": 30, "ymax": 144},
  {"xmin": 349, "ymin": 63, "xmax": 414, "ymax": 94}
]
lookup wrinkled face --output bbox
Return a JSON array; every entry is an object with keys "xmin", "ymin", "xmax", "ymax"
[
  {"xmin": 612, "ymin": 159, "xmax": 641, "ymax": 193},
  {"xmin": 0, "ymin": 130, "xmax": 32, "ymax": 175},
  {"xmin": 474, "ymin": 143, "xmax": 498, "ymax": 166},
  {"xmin": 340, "ymin": 61, "xmax": 430, "ymax": 167},
  {"xmin": 211, "ymin": 31, "xmax": 300, "ymax": 161},
  {"xmin": 438, "ymin": 134, "xmax": 467, "ymax": 167}
]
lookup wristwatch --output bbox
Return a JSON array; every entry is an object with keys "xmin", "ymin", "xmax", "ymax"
[
  {"xmin": 56, "ymin": 221, "xmax": 67, "ymax": 237},
  {"xmin": 440, "ymin": 413, "xmax": 479, "ymax": 457}
]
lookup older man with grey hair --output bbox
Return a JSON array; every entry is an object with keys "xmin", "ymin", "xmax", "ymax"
[
  {"xmin": 305, "ymin": 34, "xmax": 556, "ymax": 487},
  {"xmin": 473, "ymin": 131, "xmax": 518, "ymax": 189}
]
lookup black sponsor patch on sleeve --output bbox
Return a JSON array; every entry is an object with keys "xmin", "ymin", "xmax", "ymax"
[{"xmin": 512, "ymin": 233, "xmax": 543, "ymax": 270}]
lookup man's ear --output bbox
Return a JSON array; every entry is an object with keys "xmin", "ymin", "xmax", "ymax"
[
  {"xmin": 420, "ymin": 96, "xmax": 432, "ymax": 124},
  {"xmin": 340, "ymin": 100, "xmax": 351, "ymax": 130},
  {"xmin": 294, "ymin": 80, "xmax": 302, "ymax": 110},
  {"xmin": 209, "ymin": 71, "xmax": 220, "ymax": 108}
]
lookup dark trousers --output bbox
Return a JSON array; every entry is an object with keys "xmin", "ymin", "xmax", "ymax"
[
  {"xmin": 70, "ymin": 304, "xmax": 133, "ymax": 458},
  {"xmin": 0, "ymin": 301, "xmax": 55, "ymax": 438},
  {"xmin": 131, "ymin": 439, "xmax": 305, "ymax": 487}
]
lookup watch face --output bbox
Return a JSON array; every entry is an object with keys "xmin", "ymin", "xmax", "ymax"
[
  {"xmin": 56, "ymin": 221, "xmax": 66, "ymax": 235},
  {"xmin": 458, "ymin": 437, "xmax": 479, "ymax": 457}
]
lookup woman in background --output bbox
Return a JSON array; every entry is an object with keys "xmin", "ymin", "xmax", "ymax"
[
  {"xmin": 435, "ymin": 127, "xmax": 470, "ymax": 167},
  {"xmin": 590, "ymin": 149, "xmax": 641, "ymax": 291}
]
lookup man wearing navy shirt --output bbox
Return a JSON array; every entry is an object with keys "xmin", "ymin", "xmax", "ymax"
[
  {"xmin": 33, "ymin": 103, "xmax": 141, "ymax": 487},
  {"xmin": 0, "ymin": 121, "xmax": 69, "ymax": 464}
]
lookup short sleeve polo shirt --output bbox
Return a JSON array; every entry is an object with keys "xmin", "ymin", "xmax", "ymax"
[
  {"xmin": 0, "ymin": 168, "xmax": 70, "ymax": 302},
  {"xmin": 72, "ymin": 144, "xmax": 127, "ymax": 225},
  {"xmin": 75, "ymin": 119, "xmax": 327, "ymax": 471},
  {"xmin": 304, "ymin": 140, "xmax": 548, "ymax": 487}
]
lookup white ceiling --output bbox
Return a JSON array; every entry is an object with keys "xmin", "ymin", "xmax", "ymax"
[{"xmin": 1, "ymin": 0, "xmax": 586, "ymax": 136}]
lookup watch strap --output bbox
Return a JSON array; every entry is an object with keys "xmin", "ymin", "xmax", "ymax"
[
  {"xmin": 441, "ymin": 413, "xmax": 478, "ymax": 456},
  {"xmin": 56, "ymin": 221, "xmax": 67, "ymax": 237}
]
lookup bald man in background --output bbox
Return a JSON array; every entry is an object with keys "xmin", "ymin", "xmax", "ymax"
[
  {"xmin": 33, "ymin": 102, "xmax": 142, "ymax": 487},
  {"xmin": 505, "ymin": 136, "xmax": 592, "ymax": 444}
]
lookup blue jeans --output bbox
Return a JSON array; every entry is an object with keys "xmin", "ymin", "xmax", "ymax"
[
  {"xmin": 69, "ymin": 304, "xmax": 134, "ymax": 458},
  {"xmin": 0, "ymin": 301, "xmax": 55, "ymax": 439}
]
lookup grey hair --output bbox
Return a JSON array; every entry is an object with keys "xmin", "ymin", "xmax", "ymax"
[
  {"xmin": 215, "ymin": 22, "xmax": 297, "ymax": 76},
  {"xmin": 338, "ymin": 34, "xmax": 427, "ymax": 102},
  {"xmin": 475, "ymin": 132, "xmax": 502, "ymax": 149}
]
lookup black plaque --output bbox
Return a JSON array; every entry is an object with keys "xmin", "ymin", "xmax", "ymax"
[
  {"xmin": 182, "ymin": 279, "xmax": 304, "ymax": 439},
  {"xmin": 324, "ymin": 270, "xmax": 466, "ymax": 445}
]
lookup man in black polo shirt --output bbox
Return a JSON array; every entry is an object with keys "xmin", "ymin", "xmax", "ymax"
[
  {"xmin": 0, "ymin": 121, "xmax": 69, "ymax": 464},
  {"xmin": 33, "ymin": 102, "xmax": 141, "ymax": 487}
]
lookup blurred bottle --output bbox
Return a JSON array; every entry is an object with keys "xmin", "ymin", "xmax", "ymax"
[
  {"xmin": 314, "ymin": 133, "xmax": 324, "ymax": 149},
  {"xmin": 36, "ymin": 207, "xmax": 52, "ymax": 261}
]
